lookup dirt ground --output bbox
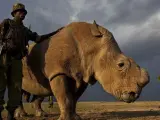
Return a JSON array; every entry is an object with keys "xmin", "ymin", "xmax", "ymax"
[{"xmin": 2, "ymin": 101, "xmax": 160, "ymax": 120}]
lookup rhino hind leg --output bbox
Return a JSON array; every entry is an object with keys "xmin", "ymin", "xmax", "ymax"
[
  {"xmin": 15, "ymin": 90, "xmax": 31, "ymax": 118},
  {"xmin": 50, "ymin": 75, "xmax": 82, "ymax": 120},
  {"xmin": 30, "ymin": 95, "xmax": 47, "ymax": 117},
  {"xmin": 15, "ymin": 102, "xmax": 28, "ymax": 118},
  {"xmin": 48, "ymin": 96, "xmax": 54, "ymax": 108},
  {"xmin": 22, "ymin": 90, "xmax": 31, "ymax": 102}
]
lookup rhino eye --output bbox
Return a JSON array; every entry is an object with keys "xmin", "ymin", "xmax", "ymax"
[{"xmin": 118, "ymin": 62, "xmax": 124, "ymax": 68}]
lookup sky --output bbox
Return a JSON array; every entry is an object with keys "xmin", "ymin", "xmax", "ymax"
[{"xmin": 0, "ymin": 0, "xmax": 160, "ymax": 101}]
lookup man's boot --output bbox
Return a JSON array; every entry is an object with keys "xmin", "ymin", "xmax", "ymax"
[
  {"xmin": 0, "ymin": 106, "xmax": 4, "ymax": 120},
  {"xmin": 6, "ymin": 107, "xmax": 16, "ymax": 120},
  {"xmin": 7, "ymin": 111, "xmax": 16, "ymax": 120},
  {"xmin": 0, "ymin": 113, "xmax": 2, "ymax": 120}
]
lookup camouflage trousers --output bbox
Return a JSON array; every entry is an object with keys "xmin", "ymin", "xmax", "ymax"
[{"xmin": 0, "ymin": 53, "xmax": 22, "ymax": 111}]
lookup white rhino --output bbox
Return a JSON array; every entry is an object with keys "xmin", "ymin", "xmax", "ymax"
[{"xmin": 17, "ymin": 21, "xmax": 149, "ymax": 120}]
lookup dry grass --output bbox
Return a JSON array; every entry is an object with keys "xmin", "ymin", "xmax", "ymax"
[{"xmin": 2, "ymin": 101, "xmax": 160, "ymax": 120}]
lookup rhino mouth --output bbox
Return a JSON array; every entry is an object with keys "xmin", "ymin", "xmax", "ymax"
[{"xmin": 120, "ymin": 91, "xmax": 140, "ymax": 103}]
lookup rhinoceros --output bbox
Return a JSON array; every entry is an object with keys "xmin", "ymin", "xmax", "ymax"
[{"xmin": 16, "ymin": 21, "xmax": 149, "ymax": 120}]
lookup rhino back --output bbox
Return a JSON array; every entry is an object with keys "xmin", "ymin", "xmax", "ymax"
[
  {"xmin": 22, "ymin": 43, "xmax": 52, "ymax": 96},
  {"xmin": 23, "ymin": 22, "xmax": 100, "ymax": 91},
  {"xmin": 41, "ymin": 25, "xmax": 84, "ymax": 81},
  {"xmin": 38, "ymin": 22, "xmax": 100, "ymax": 82}
]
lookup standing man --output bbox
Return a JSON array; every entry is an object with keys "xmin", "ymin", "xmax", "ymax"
[{"xmin": 0, "ymin": 3, "xmax": 62, "ymax": 120}]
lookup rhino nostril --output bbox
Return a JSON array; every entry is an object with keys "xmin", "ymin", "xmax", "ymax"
[
  {"xmin": 129, "ymin": 92, "xmax": 136, "ymax": 97},
  {"xmin": 121, "ymin": 91, "xmax": 139, "ymax": 103},
  {"xmin": 135, "ymin": 93, "xmax": 139, "ymax": 98}
]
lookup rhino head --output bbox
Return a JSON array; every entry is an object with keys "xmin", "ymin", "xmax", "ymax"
[{"xmin": 86, "ymin": 21, "xmax": 149, "ymax": 103}]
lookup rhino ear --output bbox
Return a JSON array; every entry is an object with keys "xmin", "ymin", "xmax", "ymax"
[{"xmin": 90, "ymin": 20, "xmax": 102, "ymax": 37}]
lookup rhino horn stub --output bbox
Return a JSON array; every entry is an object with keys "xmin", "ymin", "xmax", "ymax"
[
  {"xmin": 91, "ymin": 20, "xmax": 103, "ymax": 37},
  {"xmin": 138, "ymin": 68, "xmax": 150, "ymax": 87}
]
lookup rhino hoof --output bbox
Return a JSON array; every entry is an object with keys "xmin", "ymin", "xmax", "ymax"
[
  {"xmin": 73, "ymin": 114, "xmax": 82, "ymax": 120},
  {"xmin": 35, "ymin": 109, "xmax": 48, "ymax": 117},
  {"xmin": 15, "ymin": 110, "xmax": 28, "ymax": 118},
  {"xmin": 57, "ymin": 114, "xmax": 82, "ymax": 120}
]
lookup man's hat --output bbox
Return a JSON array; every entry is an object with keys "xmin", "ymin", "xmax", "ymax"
[{"xmin": 11, "ymin": 3, "xmax": 27, "ymax": 17}]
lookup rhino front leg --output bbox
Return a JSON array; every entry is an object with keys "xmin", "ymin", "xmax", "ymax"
[
  {"xmin": 75, "ymin": 82, "xmax": 88, "ymax": 102},
  {"xmin": 71, "ymin": 82, "xmax": 88, "ymax": 114},
  {"xmin": 50, "ymin": 75, "xmax": 81, "ymax": 120}
]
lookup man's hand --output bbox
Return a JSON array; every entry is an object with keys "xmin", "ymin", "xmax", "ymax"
[{"xmin": 36, "ymin": 26, "xmax": 64, "ymax": 43}]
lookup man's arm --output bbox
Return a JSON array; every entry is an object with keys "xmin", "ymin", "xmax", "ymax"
[
  {"xmin": 0, "ymin": 19, "xmax": 10, "ymax": 41},
  {"xmin": 0, "ymin": 19, "xmax": 10, "ymax": 54},
  {"xmin": 26, "ymin": 27, "xmax": 38, "ymax": 42},
  {"xmin": 27, "ymin": 27, "xmax": 64, "ymax": 43}
]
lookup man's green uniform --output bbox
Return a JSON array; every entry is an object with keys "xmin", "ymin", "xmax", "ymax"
[
  {"xmin": 0, "ymin": 3, "xmax": 62, "ymax": 119},
  {"xmin": 0, "ymin": 17, "xmax": 39, "ymax": 110}
]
